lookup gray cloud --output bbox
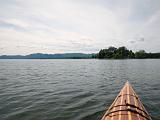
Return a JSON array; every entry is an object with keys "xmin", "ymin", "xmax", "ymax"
[
  {"xmin": 138, "ymin": 37, "xmax": 145, "ymax": 42},
  {"xmin": 0, "ymin": 0, "xmax": 160, "ymax": 54},
  {"xmin": 130, "ymin": 41, "xmax": 136, "ymax": 44}
]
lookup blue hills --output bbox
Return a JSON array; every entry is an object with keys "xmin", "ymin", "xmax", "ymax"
[{"xmin": 0, "ymin": 53, "xmax": 95, "ymax": 59}]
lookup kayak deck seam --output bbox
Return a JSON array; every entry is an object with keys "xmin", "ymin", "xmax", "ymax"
[
  {"xmin": 105, "ymin": 108, "xmax": 151, "ymax": 120},
  {"xmin": 109, "ymin": 103, "xmax": 149, "ymax": 116}
]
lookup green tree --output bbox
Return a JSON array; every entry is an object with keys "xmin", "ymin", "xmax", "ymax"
[
  {"xmin": 108, "ymin": 46, "xmax": 117, "ymax": 53},
  {"xmin": 113, "ymin": 46, "xmax": 129, "ymax": 59},
  {"xmin": 135, "ymin": 50, "xmax": 146, "ymax": 59},
  {"xmin": 98, "ymin": 49, "xmax": 106, "ymax": 58},
  {"xmin": 128, "ymin": 50, "xmax": 135, "ymax": 58}
]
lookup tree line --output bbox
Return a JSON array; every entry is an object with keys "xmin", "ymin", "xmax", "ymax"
[{"xmin": 95, "ymin": 46, "xmax": 160, "ymax": 59}]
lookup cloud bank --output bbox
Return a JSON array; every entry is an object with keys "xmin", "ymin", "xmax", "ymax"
[{"xmin": 0, "ymin": 0, "xmax": 160, "ymax": 55}]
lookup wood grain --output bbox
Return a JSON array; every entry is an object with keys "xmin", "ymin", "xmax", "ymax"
[{"xmin": 101, "ymin": 82, "xmax": 152, "ymax": 120}]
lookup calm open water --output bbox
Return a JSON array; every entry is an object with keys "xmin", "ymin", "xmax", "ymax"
[{"xmin": 0, "ymin": 59, "xmax": 160, "ymax": 120}]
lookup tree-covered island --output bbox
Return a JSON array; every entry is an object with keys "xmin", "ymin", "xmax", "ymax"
[{"xmin": 96, "ymin": 46, "xmax": 160, "ymax": 59}]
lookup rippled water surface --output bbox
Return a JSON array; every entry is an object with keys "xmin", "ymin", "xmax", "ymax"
[{"xmin": 0, "ymin": 59, "xmax": 160, "ymax": 120}]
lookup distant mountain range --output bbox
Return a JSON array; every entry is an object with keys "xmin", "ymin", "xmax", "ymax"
[{"xmin": 0, "ymin": 53, "xmax": 95, "ymax": 59}]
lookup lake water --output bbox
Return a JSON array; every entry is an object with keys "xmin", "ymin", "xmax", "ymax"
[{"xmin": 0, "ymin": 59, "xmax": 160, "ymax": 120}]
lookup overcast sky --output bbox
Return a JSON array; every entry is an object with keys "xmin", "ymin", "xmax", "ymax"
[{"xmin": 0, "ymin": 0, "xmax": 160, "ymax": 55}]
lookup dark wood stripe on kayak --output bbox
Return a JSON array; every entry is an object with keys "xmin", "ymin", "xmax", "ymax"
[{"xmin": 101, "ymin": 81, "xmax": 152, "ymax": 120}]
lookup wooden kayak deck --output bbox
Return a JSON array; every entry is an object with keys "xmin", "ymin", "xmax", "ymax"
[{"xmin": 101, "ymin": 81, "xmax": 152, "ymax": 120}]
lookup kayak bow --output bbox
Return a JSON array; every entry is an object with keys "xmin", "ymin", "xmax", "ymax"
[{"xmin": 101, "ymin": 81, "xmax": 152, "ymax": 120}]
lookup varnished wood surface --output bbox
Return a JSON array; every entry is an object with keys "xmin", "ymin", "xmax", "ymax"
[{"xmin": 101, "ymin": 82, "xmax": 152, "ymax": 120}]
